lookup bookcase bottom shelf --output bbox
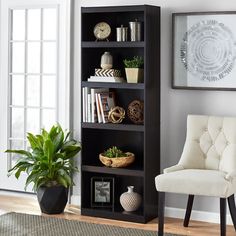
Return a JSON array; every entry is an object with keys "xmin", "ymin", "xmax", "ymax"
[{"xmin": 81, "ymin": 207, "xmax": 148, "ymax": 223}]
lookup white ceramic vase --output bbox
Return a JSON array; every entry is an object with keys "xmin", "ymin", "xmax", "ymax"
[
  {"xmin": 101, "ymin": 52, "xmax": 113, "ymax": 69},
  {"xmin": 120, "ymin": 186, "xmax": 142, "ymax": 212}
]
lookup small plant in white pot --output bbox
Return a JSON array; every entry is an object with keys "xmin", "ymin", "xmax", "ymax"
[
  {"xmin": 123, "ymin": 56, "xmax": 144, "ymax": 83},
  {"xmin": 5, "ymin": 124, "xmax": 81, "ymax": 214}
]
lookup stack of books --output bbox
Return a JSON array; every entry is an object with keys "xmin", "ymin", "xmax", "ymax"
[
  {"xmin": 82, "ymin": 87, "xmax": 116, "ymax": 123},
  {"xmin": 87, "ymin": 69, "xmax": 125, "ymax": 83}
]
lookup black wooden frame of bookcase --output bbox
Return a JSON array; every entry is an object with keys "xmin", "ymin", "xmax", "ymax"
[{"xmin": 80, "ymin": 5, "xmax": 160, "ymax": 223}]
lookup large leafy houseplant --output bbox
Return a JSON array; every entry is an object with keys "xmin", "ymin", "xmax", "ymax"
[{"xmin": 6, "ymin": 124, "xmax": 81, "ymax": 214}]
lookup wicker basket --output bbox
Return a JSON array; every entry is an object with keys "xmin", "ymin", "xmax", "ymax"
[{"xmin": 99, "ymin": 152, "xmax": 135, "ymax": 168}]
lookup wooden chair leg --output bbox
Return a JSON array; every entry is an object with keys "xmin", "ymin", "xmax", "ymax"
[
  {"xmin": 158, "ymin": 192, "xmax": 165, "ymax": 236},
  {"xmin": 227, "ymin": 194, "xmax": 236, "ymax": 231},
  {"xmin": 220, "ymin": 198, "xmax": 226, "ymax": 236},
  {"xmin": 183, "ymin": 194, "xmax": 194, "ymax": 227}
]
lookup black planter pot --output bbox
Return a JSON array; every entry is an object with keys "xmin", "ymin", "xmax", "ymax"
[{"xmin": 37, "ymin": 185, "xmax": 68, "ymax": 214}]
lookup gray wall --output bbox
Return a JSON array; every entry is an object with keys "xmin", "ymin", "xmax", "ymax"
[{"xmin": 74, "ymin": 0, "xmax": 236, "ymax": 214}]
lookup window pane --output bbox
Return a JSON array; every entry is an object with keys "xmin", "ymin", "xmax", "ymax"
[
  {"xmin": 10, "ymin": 140, "xmax": 24, "ymax": 166},
  {"xmin": 27, "ymin": 42, "xmax": 40, "ymax": 73},
  {"xmin": 43, "ymin": 8, "xmax": 57, "ymax": 40},
  {"xmin": 27, "ymin": 76, "xmax": 40, "ymax": 106},
  {"xmin": 11, "ymin": 75, "xmax": 24, "ymax": 106},
  {"xmin": 43, "ymin": 42, "xmax": 56, "ymax": 73},
  {"xmin": 12, "ymin": 10, "xmax": 25, "ymax": 40},
  {"xmin": 12, "ymin": 42, "xmax": 25, "ymax": 73},
  {"xmin": 42, "ymin": 76, "xmax": 56, "ymax": 107},
  {"xmin": 28, "ymin": 9, "xmax": 41, "ymax": 40},
  {"xmin": 26, "ymin": 108, "xmax": 40, "ymax": 134},
  {"xmin": 11, "ymin": 108, "xmax": 24, "ymax": 138},
  {"xmin": 42, "ymin": 109, "xmax": 56, "ymax": 130}
]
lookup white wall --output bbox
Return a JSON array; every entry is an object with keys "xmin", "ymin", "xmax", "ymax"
[{"xmin": 74, "ymin": 0, "xmax": 236, "ymax": 220}]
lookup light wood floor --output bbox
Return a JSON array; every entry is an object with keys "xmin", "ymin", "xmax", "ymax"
[{"xmin": 0, "ymin": 192, "xmax": 235, "ymax": 236}]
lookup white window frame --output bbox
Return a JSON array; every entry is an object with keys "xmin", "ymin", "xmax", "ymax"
[{"xmin": 0, "ymin": 0, "xmax": 71, "ymax": 191}]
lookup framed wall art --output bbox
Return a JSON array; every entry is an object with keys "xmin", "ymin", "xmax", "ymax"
[
  {"xmin": 91, "ymin": 177, "xmax": 114, "ymax": 209},
  {"xmin": 172, "ymin": 12, "xmax": 236, "ymax": 90}
]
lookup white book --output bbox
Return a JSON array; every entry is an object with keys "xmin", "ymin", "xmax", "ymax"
[
  {"xmin": 95, "ymin": 93, "xmax": 102, "ymax": 123},
  {"xmin": 91, "ymin": 88, "xmax": 109, "ymax": 123},
  {"xmin": 82, "ymin": 87, "xmax": 86, "ymax": 122},
  {"xmin": 87, "ymin": 93, "xmax": 91, "ymax": 122},
  {"xmin": 88, "ymin": 76, "xmax": 125, "ymax": 83}
]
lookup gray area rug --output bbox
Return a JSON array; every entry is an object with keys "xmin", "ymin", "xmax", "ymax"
[{"xmin": 0, "ymin": 212, "xmax": 181, "ymax": 236}]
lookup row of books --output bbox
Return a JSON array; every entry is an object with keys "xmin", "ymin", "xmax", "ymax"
[{"xmin": 82, "ymin": 87, "xmax": 115, "ymax": 123}]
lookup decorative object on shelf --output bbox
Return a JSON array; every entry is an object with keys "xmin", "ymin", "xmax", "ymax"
[
  {"xmin": 95, "ymin": 69, "xmax": 121, "ymax": 77},
  {"xmin": 173, "ymin": 12, "xmax": 236, "ymax": 90},
  {"xmin": 91, "ymin": 177, "xmax": 114, "ymax": 209},
  {"xmin": 93, "ymin": 22, "xmax": 111, "ymax": 41},
  {"xmin": 127, "ymin": 100, "xmax": 144, "ymax": 124},
  {"xmin": 101, "ymin": 52, "xmax": 113, "ymax": 70},
  {"xmin": 116, "ymin": 25, "xmax": 128, "ymax": 41},
  {"xmin": 120, "ymin": 186, "xmax": 142, "ymax": 212},
  {"xmin": 129, "ymin": 19, "xmax": 141, "ymax": 41},
  {"xmin": 108, "ymin": 106, "xmax": 125, "ymax": 123},
  {"xmin": 99, "ymin": 146, "xmax": 135, "ymax": 168},
  {"xmin": 6, "ymin": 124, "xmax": 81, "ymax": 214},
  {"xmin": 123, "ymin": 56, "xmax": 144, "ymax": 83}
]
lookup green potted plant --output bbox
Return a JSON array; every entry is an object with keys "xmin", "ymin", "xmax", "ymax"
[
  {"xmin": 123, "ymin": 56, "xmax": 144, "ymax": 83},
  {"xmin": 99, "ymin": 146, "xmax": 135, "ymax": 168},
  {"xmin": 5, "ymin": 124, "xmax": 81, "ymax": 214}
]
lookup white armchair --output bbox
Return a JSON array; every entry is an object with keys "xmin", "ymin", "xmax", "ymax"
[{"xmin": 155, "ymin": 115, "xmax": 236, "ymax": 236}]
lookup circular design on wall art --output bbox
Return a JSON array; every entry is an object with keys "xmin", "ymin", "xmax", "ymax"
[{"xmin": 180, "ymin": 19, "xmax": 236, "ymax": 82}]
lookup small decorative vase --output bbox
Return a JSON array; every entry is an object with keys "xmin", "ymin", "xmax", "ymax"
[
  {"xmin": 101, "ymin": 52, "xmax": 113, "ymax": 69},
  {"xmin": 120, "ymin": 186, "xmax": 142, "ymax": 212}
]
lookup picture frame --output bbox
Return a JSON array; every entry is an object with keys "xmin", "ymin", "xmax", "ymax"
[
  {"xmin": 91, "ymin": 177, "xmax": 114, "ymax": 208},
  {"xmin": 172, "ymin": 12, "xmax": 236, "ymax": 90}
]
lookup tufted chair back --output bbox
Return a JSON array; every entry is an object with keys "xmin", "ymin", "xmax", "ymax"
[{"xmin": 178, "ymin": 115, "xmax": 236, "ymax": 173}]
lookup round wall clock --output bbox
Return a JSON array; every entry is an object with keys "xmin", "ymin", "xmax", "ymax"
[{"xmin": 93, "ymin": 22, "xmax": 111, "ymax": 41}]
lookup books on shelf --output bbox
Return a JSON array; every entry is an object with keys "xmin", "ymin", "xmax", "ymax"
[
  {"xmin": 98, "ymin": 92, "xmax": 115, "ymax": 123},
  {"xmin": 91, "ymin": 88, "xmax": 109, "ymax": 123},
  {"xmin": 88, "ymin": 76, "xmax": 125, "ymax": 83},
  {"xmin": 83, "ymin": 87, "xmax": 115, "ymax": 123}
]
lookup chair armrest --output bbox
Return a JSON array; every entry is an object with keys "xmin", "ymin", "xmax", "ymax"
[
  {"xmin": 225, "ymin": 171, "xmax": 236, "ymax": 181},
  {"xmin": 163, "ymin": 165, "xmax": 184, "ymax": 174}
]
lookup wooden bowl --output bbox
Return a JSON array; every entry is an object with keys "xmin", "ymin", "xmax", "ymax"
[{"xmin": 99, "ymin": 152, "xmax": 135, "ymax": 168}]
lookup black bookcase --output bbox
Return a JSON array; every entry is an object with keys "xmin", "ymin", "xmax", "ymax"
[{"xmin": 81, "ymin": 5, "xmax": 160, "ymax": 223}]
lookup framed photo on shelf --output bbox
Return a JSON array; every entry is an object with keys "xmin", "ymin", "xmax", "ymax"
[
  {"xmin": 172, "ymin": 12, "xmax": 236, "ymax": 90},
  {"xmin": 91, "ymin": 177, "xmax": 114, "ymax": 208}
]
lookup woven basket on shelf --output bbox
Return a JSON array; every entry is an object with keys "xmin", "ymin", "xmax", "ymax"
[{"xmin": 99, "ymin": 152, "xmax": 135, "ymax": 168}]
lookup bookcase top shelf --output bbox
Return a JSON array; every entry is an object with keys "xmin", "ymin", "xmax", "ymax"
[
  {"xmin": 82, "ymin": 41, "xmax": 145, "ymax": 48},
  {"xmin": 81, "ymin": 5, "xmax": 154, "ymax": 13},
  {"xmin": 82, "ymin": 81, "xmax": 144, "ymax": 89}
]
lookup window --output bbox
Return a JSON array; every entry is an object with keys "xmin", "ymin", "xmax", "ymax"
[
  {"xmin": 9, "ymin": 8, "xmax": 58, "ymax": 165},
  {"xmin": 0, "ymin": 0, "xmax": 71, "ymax": 191}
]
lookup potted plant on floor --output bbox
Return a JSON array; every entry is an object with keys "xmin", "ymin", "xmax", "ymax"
[
  {"xmin": 5, "ymin": 124, "xmax": 81, "ymax": 214},
  {"xmin": 123, "ymin": 56, "xmax": 144, "ymax": 83}
]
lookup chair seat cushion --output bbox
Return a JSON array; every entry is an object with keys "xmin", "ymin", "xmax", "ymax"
[{"xmin": 155, "ymin": 169, "xmax": 236, "ymax": 198}]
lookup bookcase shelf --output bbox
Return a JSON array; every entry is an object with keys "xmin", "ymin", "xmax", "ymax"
[
  {"xmin": 82, "ymin": 41, "xmax": 145, "ymax": 48},
  {"xmin": 82, "ymin": 81, "xmax": 144, "ymax": 89},
  {"xmin": 82, "ymin": 122, "xmax": 144, "ymax": 132},
  {"xmin": 82, "ymin": 165, "xmax": 144, "ymax": 177},
  {"xmin": 81, "ymin": 5, "xmax": 160, "ymax": 223}
]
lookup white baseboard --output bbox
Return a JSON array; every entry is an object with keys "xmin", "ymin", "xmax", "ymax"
[
  {"xmin": 165, "ymin": 207, "xmax": 233, "ymax": 225},
  {"xmin": 70, "ymin": 194, "xmax": 81, "ymax": 206}
]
